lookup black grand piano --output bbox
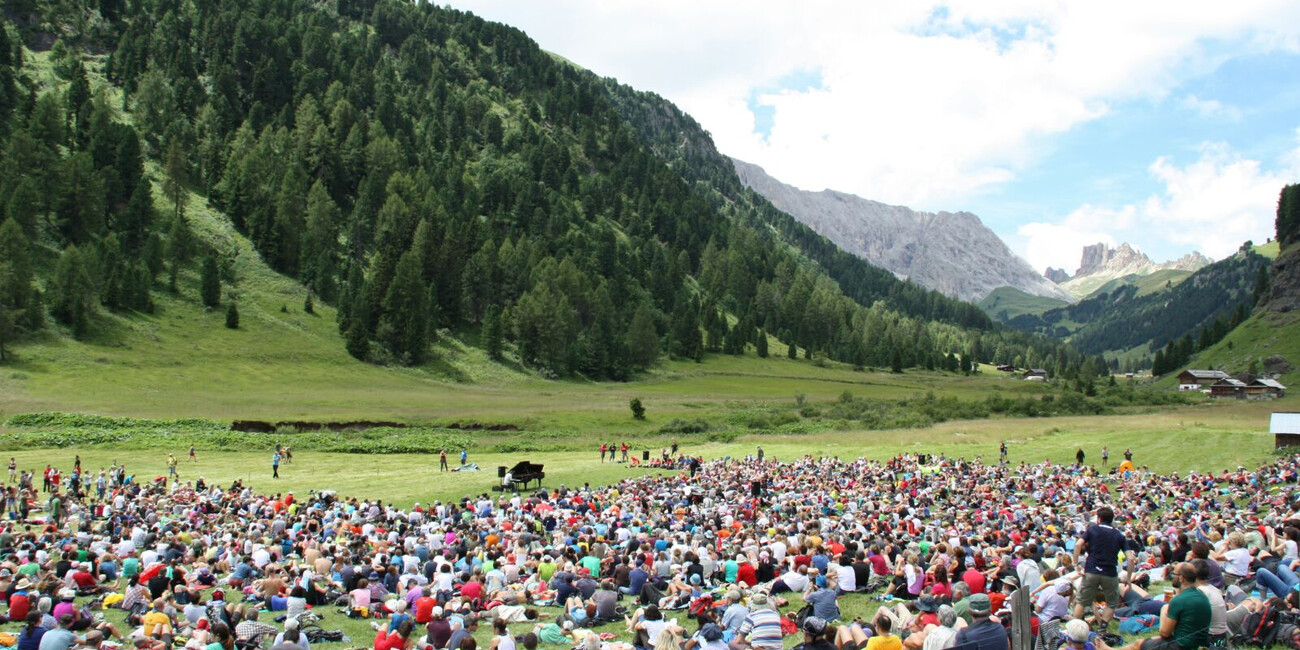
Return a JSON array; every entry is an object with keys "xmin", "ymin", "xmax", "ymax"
[{"xmin": 492, "ymin": 461, "xmax": 545, "ymax": 491}]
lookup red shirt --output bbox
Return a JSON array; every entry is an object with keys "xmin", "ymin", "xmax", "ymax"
[
  {"xmin": 8, "ymin": 592, "xmax": 30, "ymax": 621},
  {"xmin": 414, "ymin": 597, "xmax": 436, "ymax": 623},
  {"xmin": 736, "ymin": 563, "xmax": 757, "ymax": 587},
  {"xmin": 460, "ymin": 581, "xmax": 482, "ymax": 600},
  {"xmin": 962, "ymin": 569, "xmax": 986, "ymax": 594},
  {"xmin": 72, "ymin": 572, "xmax": 97, "ymax": 588}
]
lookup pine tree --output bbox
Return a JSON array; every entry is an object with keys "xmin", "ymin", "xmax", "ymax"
[
  {"xmin": 0, "ymin": 304, "xmax": 12, "ymax": 362},
  {"xmin": 51, "ymin": 245, "xmax": 94, "ymax": 338},
  {"xmin": 200, "ymin": 255, "xmax": 221, "ymax": 308},
  {"xmin": 627, "ymin": 303, "xmax": 659, "ymax": 371},
  {"xmin": 345, "ymin": 320, "xmax": 370, "ymax": 362},
  {"xmin": 755, "ymin": 329, "xmax": 769, "ymax": 358},
  {"xmin": 0, "ymin": 219, "xmax": 34, "ymax": 325},
  {"xmin": 304, "ymin": 294, "xmax": 314, "ymax": 314},
  {"xmin": 891, "ymin": 348, "xmax": 903, "ymax": 374},
  {"xmin": 379, "ymin": 247, "xmax": 429, "ymax": 365},
  {"xmin": 225, "ymin": 303, "xmax": 239, "ymax": 329},
  {"xmin": 482, "ymin": 304, "xmax": 503, "ymax": 361}
]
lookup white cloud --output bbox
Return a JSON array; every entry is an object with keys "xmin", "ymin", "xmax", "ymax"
[
  {"xmin": 1179, "ymin": 95, "xmax": 1243, "ymax": 121},
  {"xmin": 1017, "ymin": 138, "xmax": 1300, "ymax": 271},
  {"xmin": 449, "ymin": 0, "xmax": 1300, "ymax": 210}
]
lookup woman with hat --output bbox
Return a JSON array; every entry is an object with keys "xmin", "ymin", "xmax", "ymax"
[
  {"xmin": 793, "ymin": 617, "xmax": 836, "ymax": 650},
  {"xmin": 685, "ymin": 623, "xmax": 728, "ymax": 650}
]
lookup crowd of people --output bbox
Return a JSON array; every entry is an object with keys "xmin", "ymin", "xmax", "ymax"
[{"xmin": 2, "ymin": 447, "xmax": 1299, "ymax": 650}]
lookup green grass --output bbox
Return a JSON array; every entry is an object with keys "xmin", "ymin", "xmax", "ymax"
[
  {"xmin": 1089, "ymin": 269, "xmax": 1193, "ymax": 299},
  {"xmin": 1255, "ymin": 240, "xmax": 1281, "ymax": 259},
  {"xmin": 1161, "ymin": 309, "xmax": 1300, "ymax": 387},
  {"xmin": 977, "ymin": 287, "xmax": 1068, "ymax": 321}
]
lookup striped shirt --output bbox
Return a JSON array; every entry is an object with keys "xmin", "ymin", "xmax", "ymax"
[{"xmin": 739, "ymin": 609, "xmax": 784, "ymax": 650}]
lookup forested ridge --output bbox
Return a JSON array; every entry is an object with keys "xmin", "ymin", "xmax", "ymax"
[
  {"xmin": 0, "ymin": 0, "xmax": 1096, "ymax": 380},
  {"xmin": 1004, "ymin": 245, "xmax": 1271, "ymax": 371}
]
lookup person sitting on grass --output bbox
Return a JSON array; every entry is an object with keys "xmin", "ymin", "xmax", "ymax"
[{"xmin": 1095, "ymin": 563, "xmax": 1210, "ymax": 650}]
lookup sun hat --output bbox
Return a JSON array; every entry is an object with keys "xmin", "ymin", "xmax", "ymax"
[
  {"xmin": 748, "ymin": 593, "xmax": 770, "ymax": 611},
  {"xmin": 916, "ymin": 595, "xmax": 939, "ymax": 612},
  {"xmin": 968, "ymin": 593, "xmax": 992, "ymax": 616},
  {"xmin": 700, "ymin": 624, "xmax": 724, "ymax": 642},
  {"xmin": 802, "ymin": 617, "xmax": 827, "ymax": 636}
]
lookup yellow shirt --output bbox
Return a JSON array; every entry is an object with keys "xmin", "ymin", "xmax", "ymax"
[
  {"xmin": 143, "ymin": 611, "xmax": 172, "ymax": 632},
  {"xmin": 866, "ymin": 635, "xmax": 901, "ymax": 650}
]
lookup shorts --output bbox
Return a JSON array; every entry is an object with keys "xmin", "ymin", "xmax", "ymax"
[
  {"xmin": 1078, "ymin": 573, "xmax": 1121, "ymax": 609},
  {"xmin": 1140, "ymin": 637, "xmax": 1182, "ymax": 650}
]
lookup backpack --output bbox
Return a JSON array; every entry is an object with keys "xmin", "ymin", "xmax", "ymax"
[
  {"xmin": 688, "ymin": 594, "xmax": 714, "ymax": 620},
  {"xmin": 1236, "ymin": 603, "xmax": 1280, "ymax": 647}
]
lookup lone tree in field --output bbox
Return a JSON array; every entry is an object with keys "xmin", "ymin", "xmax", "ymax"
[
  {"xmin": 304, "ymin": 294, "xmax": 314, "ymax": 314},
  {"xmin": 225, "ymin": 302, "xmax": 239, "ymax": 329},
  {"xmin": 630, "ymin": 398, "xmax": 646, "ymax": 420},
  {"xmin": 200, "ymin": 254, "xmax": 221, "ymax": 308}
]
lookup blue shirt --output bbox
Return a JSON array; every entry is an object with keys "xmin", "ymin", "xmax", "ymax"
[
  {"xmin": 1082, "ymin": 524, "xmax": 1126, "ymax": 577},
  {"xmin": 955, "ymin": 619, "xmax": 1009, "ymax": 650}
]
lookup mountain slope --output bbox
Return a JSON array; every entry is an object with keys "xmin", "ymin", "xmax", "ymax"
[
  {"xmin": 1006, "ymin": 244, "xmax": 1270, "ymax": 358},
  {"xmin": 0, "ymin": 0, "xmax": 1104, "ymax": 385},
  {"xmin": 730, "ymin": 159, "xmax": 1075, "ymax": 303},
  {"xmin": 978, "ymin": 287, "xmax": 1068, "ymax": 321},
  {"xmin": 1057, "ymin": 243, "xmax": 1211, "ymax": 298}
]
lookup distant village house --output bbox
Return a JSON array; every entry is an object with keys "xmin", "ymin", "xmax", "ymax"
[
  {"xmin": 1023, "ymin": 369, "xmax": 1048, "ymax": 381},
  {"xmin": 1177, "ymin": 369, "xmax": 1229, "ymax": 391}
]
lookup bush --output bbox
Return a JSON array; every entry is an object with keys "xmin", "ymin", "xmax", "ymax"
[
  {"xmin": 658, "ymin": 418, "xmax": 710, "ymax": 434},
  {"xmin": 629, "ymin": 398, "xmax": 645, "ymax": 420}
]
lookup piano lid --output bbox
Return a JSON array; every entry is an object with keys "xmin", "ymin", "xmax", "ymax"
[{"xmin": 508, "ymin": 460, "xmax": 544, "ymax": 473}]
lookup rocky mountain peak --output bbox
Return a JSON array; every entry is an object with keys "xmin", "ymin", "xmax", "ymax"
[{"xmin": 731, "ymin": 158, "xmax": 1076, "ymax": 303}]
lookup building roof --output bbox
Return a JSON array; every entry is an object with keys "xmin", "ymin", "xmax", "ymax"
[
  {"xmin": 1255, "ymin": 379, "xmax": 1288, "ymax": 390},
  {"xmin": 1213, "ymin": 378, "xmax": 1248, "ymax": 388},
  {"xmin": 1026, "ymin": 368, "xmax": 1047, "ymax": 374},
  {"xmin": 1272, "ymin": 413, "xmax": 1300, "ymax": 435},
  {"xmin": 1181, "ymin": 369, "xmax": 1230, "ymax": 380}
]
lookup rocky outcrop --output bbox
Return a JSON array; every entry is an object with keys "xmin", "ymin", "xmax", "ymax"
[
  {"xmin": 1061, "ymin": 243, "xmax": 1211, "ymax": 297},
  {"xmin": 1261, "ymin": 244, "xmax": 1300, "ymax": 313},
  {"xmin": 731, "ymin": 158, "xmax": 1075, "ymax": 303},
  {"xmin": 1044, "ymin": 268, "xmax": 1071, "ymax": 284}
]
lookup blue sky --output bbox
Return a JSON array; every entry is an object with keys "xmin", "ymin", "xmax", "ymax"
[{"xmin": 451, "ymin": 1, "xmax": 1300, "ymax": 273}]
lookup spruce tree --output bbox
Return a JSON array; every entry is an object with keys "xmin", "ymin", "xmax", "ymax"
[
  {"xmin": 379, "ymin": 247, "xmax": 429, "ymax": 365},
  {"xmin": 225, "ymin": 303, "xmax": 239, "ymax": 329},
  {"xmin": 627, "ymin": 303, "xmax": 659, "ymax": 370},
  {"xmin": 200, "ymin": 255, "xmax": 221, "ymax": 308},
  {"xmin": 756, "ymin": 329, "xmax": 769, "ymax": 358},
  {"xmin": 304, "ymin": 294, "xmax": 314, "ymax": 314},
  {"xmin": 0, "ymin": 304, "xmax": 12, "ymax": 362},
  {"xmin": 51, "ymin": 245, "xmax": 94, "ymax": 338},
  {"xmin": 482, "ymin": 304, "xmax": 503, "ymax": 361}
]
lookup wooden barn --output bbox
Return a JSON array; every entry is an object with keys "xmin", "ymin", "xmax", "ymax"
[{"xmin": 1273, "ymin": 413, "xmax": 1300, "ymax": 450}]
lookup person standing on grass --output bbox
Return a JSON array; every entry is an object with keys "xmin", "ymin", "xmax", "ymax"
[
  {"xmin": 1076, "ymin": 448, "xmax": 1085, "ymax": 466},
  {"xmin": 1073, "ymin": 506, "xmax": 1133, "ymax": 629},
  {"xmin": 460, "ymin": 449, "xmax": 467, "ymax": 466},
  {"xmin": 168, "ymin": 454, "xmax": 178, "ymax": 479},
  {"xmin": 272, "ymin": 452, "xmax": 281, "ymax": 479},
  {"xmin": 1000, "ymin": 441, "xmax": 1008, "ymax": 463},
  {"xmin": 8, "ymin": 458, "xmax": 15, "ymax": 483},
  {"xmin": 1101, "ymin": 446, "xmax": 1109, "ymax": 468},
  {"xmin": 601, "ymin": 443, "xmax": 608, "ymax": 463},
  {"xmin": 189, "ymin": 444, "xmax": 197, "ymax": 463},
  {"xmin": 439, "ymin": 449, "xmax": 448, "ymax": 472}
]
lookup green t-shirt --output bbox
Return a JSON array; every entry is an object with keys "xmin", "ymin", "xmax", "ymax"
[
  {"xmin": 580, "ymin": 556, "xmax": 600, "ymax": 575},
  {"xmin": 953, "ymin": 597, "xmax": 971, "ymax": 623},
  {"xmin": 1167, "ymin": 587, "xmax": 1211, "ymax": 650},
  {"xmin": 122, "ymin": 557, "xmax": 140, "ymax": 577},
  {"xmin": 538, "ymin": 561, "xmax": 557, "ymax": 582}
]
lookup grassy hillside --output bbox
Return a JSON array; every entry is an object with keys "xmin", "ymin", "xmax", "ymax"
[
  {"xmin": 978, "ymin": 286, "xmax": 1068, "ymax": 320},
  {"xmin": 1089, "ymin": 268, "xmax": 1193, "ymax": 299},
  {"xmin": 1165, "ymin": 300, "xmax": 1300, "ymax": 387}
]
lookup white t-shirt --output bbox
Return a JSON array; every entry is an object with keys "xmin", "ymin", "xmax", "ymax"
[{"xmin": 1222, "ymin": 548, "xmax": 1251, "ymax": 576}]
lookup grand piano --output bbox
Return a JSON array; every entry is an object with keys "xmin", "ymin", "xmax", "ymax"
[{"xmin": 493, "ymin": 461, "xmax": 545, "ymax": 491}]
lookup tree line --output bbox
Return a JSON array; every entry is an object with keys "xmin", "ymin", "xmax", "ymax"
[{"xmin": 0, "ymin": 0, "xmax": 1094, "ymax": 380}]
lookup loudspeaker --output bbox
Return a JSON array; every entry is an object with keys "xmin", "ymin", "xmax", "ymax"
[
  {"xmin": 497, "ymin": 466, "xmax": 507, "ymax": 478},
  {"xmin": 642, "ymin": 450, "xmax": 650, "ymax": 461}
]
